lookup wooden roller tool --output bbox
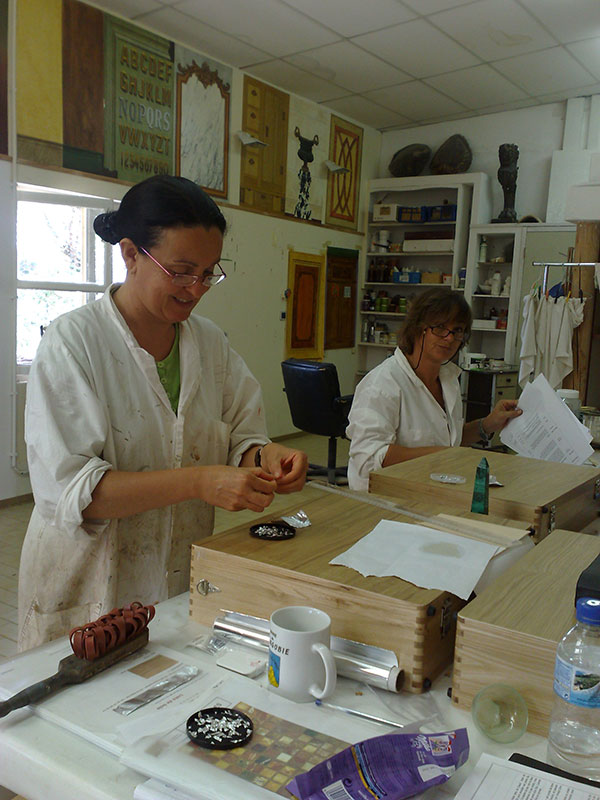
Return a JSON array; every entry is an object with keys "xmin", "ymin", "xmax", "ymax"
[{"xmin": 0, "ymin": 601, "xmax": 154, "ymax": 718}]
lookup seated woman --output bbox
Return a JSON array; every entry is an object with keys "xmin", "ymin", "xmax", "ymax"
[{"xmin": 347, "ymin": 288, "xmax": 521, "ymax": 491}]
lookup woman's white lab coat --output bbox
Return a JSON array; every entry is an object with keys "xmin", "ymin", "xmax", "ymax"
[
  {"xmin": 18, "ymin": 287, "xmax": 269, "ymax": 650},
  {"xmin": 347, "ymin": 348, "xmax": 463, "ymax": 491}
]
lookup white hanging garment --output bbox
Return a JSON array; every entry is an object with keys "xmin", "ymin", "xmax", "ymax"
[
  {"xmin": 518, "ymin": 293, "xmax": 538, "ymax": 388},
  {"xmin": 519, "ymin": 291, "xmax": 585, "ymax": 390},
  {"xmin": 546, "ymin": 296, "xmax": 585, "ymax": 389}
]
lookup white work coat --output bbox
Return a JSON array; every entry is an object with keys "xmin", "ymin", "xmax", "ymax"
[
  {"xmin": 19, "ymin": 286, "xmax": 269, "ymax": 650},
  {"xmin": 347, "ymin": 348, "xmax": 463, "ymax": 491}
]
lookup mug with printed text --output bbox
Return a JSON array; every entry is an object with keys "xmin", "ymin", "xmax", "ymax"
[{"xmin": 268, "ymin": 606, "xmax": 336, "ymax": 703}]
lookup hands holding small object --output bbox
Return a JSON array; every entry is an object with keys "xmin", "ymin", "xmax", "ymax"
[
  {"xmin": 253, "ymin": 442, "xmax": 309, "ymax": 494},
  {"xmin": 193, "ymin": 443, "xmax": 308, "ymax": 514}
]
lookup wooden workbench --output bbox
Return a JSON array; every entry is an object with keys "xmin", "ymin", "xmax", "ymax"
[
  {"xmin": 190, "ymin": 484, "xmax": 525, "ymax": 693},
  {"xmin": 369, "ymin": 448, "xmax": 600, "ymax": 541}
]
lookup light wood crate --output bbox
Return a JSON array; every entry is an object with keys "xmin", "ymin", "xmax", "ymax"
[
  {"xmin": 190, "ymin": 485, "xmax": 525, "ymax": 693},
  {"xmin": 369, "ymin": 448, "xmax": 600, "ymax": 541},
  {"xmin": 452, "ymin": 528, "xmax": 600, "ymax": 736}
]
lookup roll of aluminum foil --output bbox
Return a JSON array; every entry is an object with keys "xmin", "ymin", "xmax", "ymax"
[{"xmin": 213, "ymin": 611, "xmax": 403, "ymax": 693}]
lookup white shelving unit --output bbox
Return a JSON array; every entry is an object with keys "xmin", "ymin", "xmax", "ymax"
[
  {"xmin": 357, "ymin": 174, "xmax": 491, "ymax": 381},
  {"xmin": 464, "ymin": 224, "xmax": 526, "ymax": 365}
]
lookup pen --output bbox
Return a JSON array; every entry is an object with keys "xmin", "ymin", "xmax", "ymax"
[{"xmin": 315, "ymin": 699, "xmax": 405, "ymax": 729}]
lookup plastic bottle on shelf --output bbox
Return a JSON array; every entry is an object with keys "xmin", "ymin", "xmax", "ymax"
[
  {"xmin": 479, "ymin": 236, "xmax": 488, "ymax": 263},
  {"xmin": 490, "ymin": 271, "xmax": 502, "ymax": 296},
  {"xmin": 547, "ymin": 597, "xmax": 600, "ymax": 780}
]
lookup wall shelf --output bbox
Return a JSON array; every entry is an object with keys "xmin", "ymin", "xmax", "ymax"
[{"xmin": 359, "ymin": 175, "xmax": 489, "ymax": 377}]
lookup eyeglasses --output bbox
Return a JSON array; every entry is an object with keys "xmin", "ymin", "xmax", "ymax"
[
  {"xmin": 139, "ymin": 247, "xmax": 226, "ymax": 288},
  {"xmin": 429, "ymin": 324, "xmax": 469, "ymax": 342}
]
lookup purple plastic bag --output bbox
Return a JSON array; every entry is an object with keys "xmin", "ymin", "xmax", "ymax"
[{"xmin": 286, "ymin": 729, "xmax": 469, "ymax": 800}]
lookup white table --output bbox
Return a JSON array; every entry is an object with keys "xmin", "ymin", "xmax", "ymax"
[{"xmin": 0, "ymin": 594, "xmax": 549, "ymax": 800}]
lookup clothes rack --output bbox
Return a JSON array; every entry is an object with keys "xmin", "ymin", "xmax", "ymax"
[{"xmin": 532, "ymin": 261, "xmax": 597, "ymax": 293}]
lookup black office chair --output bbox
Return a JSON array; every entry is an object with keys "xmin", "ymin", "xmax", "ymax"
[{"xmin": 281, "ymin": 358, "xmax": 353, "ymax": 485}]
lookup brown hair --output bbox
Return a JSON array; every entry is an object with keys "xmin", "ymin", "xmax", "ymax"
[{"xmin": 398, "ymin": 288, "xmax": 472, "ymax": 355}]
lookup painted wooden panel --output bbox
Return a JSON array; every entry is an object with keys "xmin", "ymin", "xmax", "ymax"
[
  {"xmin": 17, "ymin": 0, "xmax": 63, "ymax": 152},
  {"xmin": 325, "ymin": 250, "xmax": 357, "ymax": 349},
  {"xmin": 0, "ymin": 0, "xmax": 8, "ymax": 155},
  {"xmin": 62, "ymin": 0, "xmax": 105, "ymax": 173},
  {"xmin": 286, "ymin": 250, "xmax": 325, "ymax": 359},
  {"xmin": 175, "ymin": 49, "xmax": 231, "ymax": 198},
  {"xmin": 325, "ymin": 115, "xmax": 363, "ymax": 230},
  {"xmin": 103, "ymin": 14, "xmax": 174, "ymax": 182},
  {"xmin": 240, "ymin": 76, "xmax": 288, "ymax": 213}
]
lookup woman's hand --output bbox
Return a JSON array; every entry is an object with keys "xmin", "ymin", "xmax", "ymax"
[
  {"xmin": 260, "ymin": 443, "xmax": 308, "ymax": 494},
  {"xmin": 483, "ymin": 398, "xmax": 522, "ymax": 434},
  {"xmin": 195, "ymin": 465, "xmax": 278, "ymax": 512}
]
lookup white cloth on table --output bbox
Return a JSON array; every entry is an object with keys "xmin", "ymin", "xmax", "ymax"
[
  {"xmin": 19, "ymin": 285, "xmax": 269, "ymax": 650},
  {"xmin": 346, "ymin": 348, "xmax": 463, "ymax": 492}
]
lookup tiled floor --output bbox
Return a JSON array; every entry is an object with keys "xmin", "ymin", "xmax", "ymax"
[
  {"xmin": 0, "ymin": 501, "xmax": 32, "ymax": 662},
  {"xmin": 0, "ymin": 432, "xmax": 350, "ymax": 665}
]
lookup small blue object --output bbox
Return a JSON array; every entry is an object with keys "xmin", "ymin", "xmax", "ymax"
[{"xmin": 575, "ymin": 597, "xmax": 600, "ymax": 625}]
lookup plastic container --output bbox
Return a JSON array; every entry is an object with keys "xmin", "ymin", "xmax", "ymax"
[
  {"xmin": 490, "ymin": 270, "xmax": 502, "ymax": 295},
  {"xmin": 472, "ymin": 684, "xmax": 528, "ymax": 744},
  {"xmin": 547, "ymin": 597, "xmax": 600, "ymax": 779},
  {"xmin": 557, "ymin": 389, "xmax": 581, "ymax": 420},
  {"xmin": 478, "ymin": 237, "xmax": 488, "ymax": 263}
]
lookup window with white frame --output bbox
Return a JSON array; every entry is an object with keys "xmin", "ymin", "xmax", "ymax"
[{"xmin": 16, "ymin": 186, "xmax": 125, "ymax": 363}]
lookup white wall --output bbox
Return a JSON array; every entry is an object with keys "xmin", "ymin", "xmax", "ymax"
[{"xmin": 380, "ymin": 103, "xmax": 567, "ymax": 224}]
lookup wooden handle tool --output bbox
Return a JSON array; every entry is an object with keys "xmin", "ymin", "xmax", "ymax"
[{"xmin": 0, "ymin": 628, "xmax": 149, "ymax": 718}]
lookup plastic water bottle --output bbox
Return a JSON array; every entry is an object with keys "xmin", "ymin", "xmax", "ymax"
[{"xmin": 547, "ymin": 597, "xmax": 600, "ymax": 779}]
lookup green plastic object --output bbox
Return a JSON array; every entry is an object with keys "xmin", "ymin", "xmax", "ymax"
[{"xmin": 471, "ymin": 456, "xmax": 489, "ymax": 514}]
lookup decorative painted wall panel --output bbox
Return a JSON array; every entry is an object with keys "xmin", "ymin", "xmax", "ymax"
[
  {"xmin": 103, "ymin": 15, "xmax": 175, "ymax": 182},
  {"xmin": 325, "ymin": 115, "xmax": 363, "ymax": 230},
  {"xmin": 175, "ymin": 47, "xmax": 231, "ymax": 198}
]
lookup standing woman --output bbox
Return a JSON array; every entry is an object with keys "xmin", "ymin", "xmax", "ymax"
[
  {"xmin": 19, "ymin": 175, "xmax": 307, "ymax": 650},
  {"xmin": 347, "ymin": 288, "xmax": 521, "ymax": 491}
]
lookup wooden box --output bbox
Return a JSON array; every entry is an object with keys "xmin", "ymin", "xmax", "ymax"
[
  {"xmin": 369, "ymin": 448, "xmax": 600, "ymax": 542},
  {"xmin": 190, "ymin": 486, "xmax": 484, "ymax": 693},
  {"xmin": 452, "ymin": 529, "xmax": 600, "ymax": 735}
]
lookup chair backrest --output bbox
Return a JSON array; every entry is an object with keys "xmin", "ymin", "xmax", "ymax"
[{"xmin": 281, "ymin": 359, "xmax": 348, "ymax": 438}]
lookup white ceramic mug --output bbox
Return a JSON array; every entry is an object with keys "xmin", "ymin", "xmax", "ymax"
[{"xmin": 268, "ymin": 606, "xmax": 336, "ymax": 703}]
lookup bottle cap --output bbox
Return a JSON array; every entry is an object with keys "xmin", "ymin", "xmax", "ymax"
[{"xmin": 575, "ymin": 597, "xmax": 600, "ymax": 625}]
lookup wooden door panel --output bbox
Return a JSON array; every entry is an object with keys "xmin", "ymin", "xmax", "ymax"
[
  {"xmin": 286, "ymin": 251, "xmax": 325, "ymax": 359},
  {"xmin": 325, "ymin": 252, "xmax": 357, "ymax": 349}
]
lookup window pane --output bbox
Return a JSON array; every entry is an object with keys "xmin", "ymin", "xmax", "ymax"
[
  {"xmin": 17, "ymin": 201, "xmax": 106, "ymax": 283},
  {"xmin": 111, "ymin": 242, "xmax": 127, "ymax": 283},
  {"xmin": 17, "ymin": 289, "xmax": 100, "ymax": 363}
]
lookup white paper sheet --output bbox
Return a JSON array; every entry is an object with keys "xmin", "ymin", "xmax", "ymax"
[
  {"xmin": 500, "ymin": 373, "xmax": 593, "ymax": 464},
  {"xmin": 454, "ymin": 753, "xmax": 600, "ymax": 799},
  {"xmin": 329, "ymin": 520, "xmax": 502, "ymax": 600},
  {"xmin": 0, "ymin": 642, "xmax": 214, "ymax": 756}
]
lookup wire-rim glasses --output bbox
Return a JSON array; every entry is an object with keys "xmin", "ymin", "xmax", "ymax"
[
  {"xmin": 139, "ymin": 246, "xmax": 226, "ymax": 288},
  {"xmin": 429, "ymin": 324, "xmax": 469, "ymax": 343}
]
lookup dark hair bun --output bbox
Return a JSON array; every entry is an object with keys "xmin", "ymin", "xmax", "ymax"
[{"xmin": 93, "ymin": 211, "xmax": 121, "ymax": 245}]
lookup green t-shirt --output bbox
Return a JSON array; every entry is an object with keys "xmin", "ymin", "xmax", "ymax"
[{"xmin": 156, "ymin": 324, "xmax": 181, "ymax": 414}]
